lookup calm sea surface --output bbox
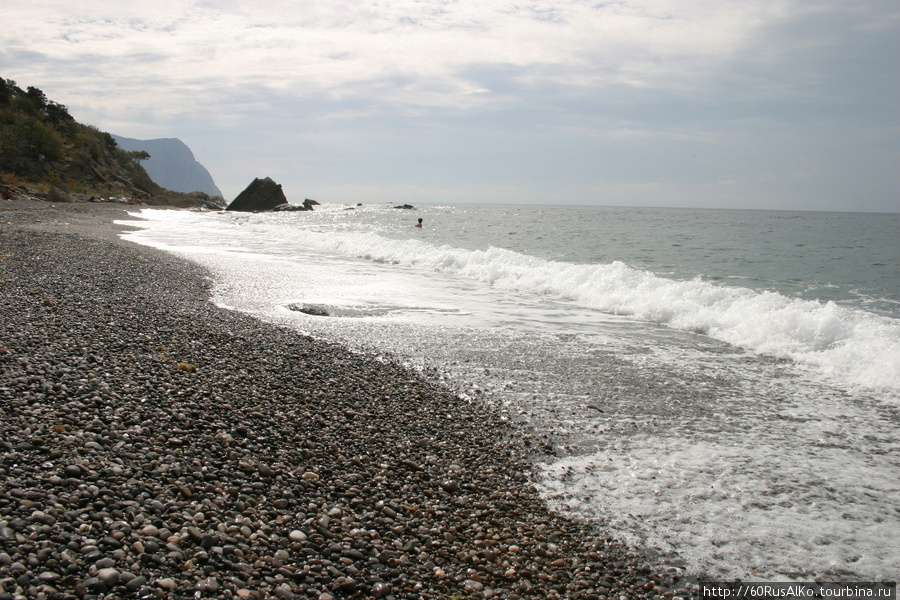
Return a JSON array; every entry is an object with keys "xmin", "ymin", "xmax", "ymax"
[{"xmin": 120, "ymin": 203, "xmax": 900, "ymax": 582}]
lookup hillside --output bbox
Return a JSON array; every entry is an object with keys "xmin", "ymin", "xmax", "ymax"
[
  {"xmin": 0, "ymin": 77, "xmax": 224, "ymax": 208},
  {"xmin": 113, "ymin": 135, "xmax": 223, "ymax": 196}
]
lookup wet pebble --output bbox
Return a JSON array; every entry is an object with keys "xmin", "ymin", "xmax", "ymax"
[{"xmin": 0, "ymin": 217, "xmax": 683, "ymax": 600}]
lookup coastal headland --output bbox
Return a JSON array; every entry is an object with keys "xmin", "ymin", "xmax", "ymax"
[{"xmin": 0, "ymin": 199, "xmax": 688, "ymax": 599}]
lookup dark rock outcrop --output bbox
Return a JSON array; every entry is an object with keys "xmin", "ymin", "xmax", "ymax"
[
  {"xmin": 272, "ymin": 203, "xmax": 306, "ymax": 212},
  {"xmin": 225, "ymin": 177, "xmax": 288, "ymax": 212},
  {"xmin": 269, "ymin": 197, "xmax": 319, "ymax": 212},
  {"xmin": 147, "ymin": 190, "xmax": 226, "ymax": 210}
]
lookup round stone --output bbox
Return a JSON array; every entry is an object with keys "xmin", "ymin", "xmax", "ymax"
[
  {"xmin": 156, "ymin": 578, "xmax": 177, "ymax": 590},
  {"xmin": 125, "ymin": 575, "xmax": 148, "ymax": 592},
  {"xmin": 196, "ymin": 576, "xmax": 219, "ymax": 593},
  {"xmin": 288, "ymin": 530, "xmax": 307, "ymax": 543},
  {"xmin": 97, "ymin": 567, "xmax": 120, "ymax": 586}
]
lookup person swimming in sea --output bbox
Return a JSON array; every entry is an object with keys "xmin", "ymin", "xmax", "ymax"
[{"xmin": 415, "ymin": 218, "xmax": 423, "ymax": 228}]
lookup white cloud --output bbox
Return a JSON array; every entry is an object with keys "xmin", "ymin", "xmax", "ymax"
[
  {"xmin": 2, "ymin": 0, "xmax": 800, "ymax": 110},
  {"xmin": 1, "ymin": 0, "xmax": 897, "ymax": 210}
]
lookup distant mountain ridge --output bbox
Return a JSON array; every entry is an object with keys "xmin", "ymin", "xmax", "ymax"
[
  {"xmin": 1, "ymin": 77, "xmax": 223, "ymax": 208},
  {"xmin": 112, "ymin": 135, "xmax": 222, "ymax": 197}
]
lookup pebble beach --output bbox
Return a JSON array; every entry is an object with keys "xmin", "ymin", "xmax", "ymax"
[{"xmin": 0, "ymin": 200, "xmax": 689, "ymax": 600}]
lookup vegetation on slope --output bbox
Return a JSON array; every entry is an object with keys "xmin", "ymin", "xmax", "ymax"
[{"xmin": 0, "ymin": 78, "xmax": 222, "ymax": 208}]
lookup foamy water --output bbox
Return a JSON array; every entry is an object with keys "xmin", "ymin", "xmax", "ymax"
[
  {"xmin": 286, "ymin": 228, "xmax": 900, "ymax": 392},
  {"xmin": 118, "ymin": 203, "xmax": 900, "ymax": 582}
]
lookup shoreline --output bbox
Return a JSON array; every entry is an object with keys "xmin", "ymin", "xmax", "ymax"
[{"xmin": 0, "ymin": 200, "xmax": 688, "ymax": 599}]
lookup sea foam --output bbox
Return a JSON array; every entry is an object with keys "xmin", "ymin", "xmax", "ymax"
[
  {"xmin": 295, "ymin": 229, "xmax": 900, "ymax": 392},
  {"xmin": 120, "ymin": 207, "xmax": 900, "ymax": 581},
  {"xmin": 120, "ymin": 208, "xmax": 899, "ymax": 392}
]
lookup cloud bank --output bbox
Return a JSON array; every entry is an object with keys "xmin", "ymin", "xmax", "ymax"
[{"xmin": 2, "ymin": 0, "xmax": 898, "ymax": 210}]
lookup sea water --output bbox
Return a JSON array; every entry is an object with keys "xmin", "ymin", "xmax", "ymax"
[{"xmin": 118, "ymin": 203, "xmax": 900, "ymax": 582}]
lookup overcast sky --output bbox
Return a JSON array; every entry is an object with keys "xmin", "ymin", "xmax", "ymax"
[{"xmin": 2, "ymin": 1, "xmax": 898, "ymax": 211}]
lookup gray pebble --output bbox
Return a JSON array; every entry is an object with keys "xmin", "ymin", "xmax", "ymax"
[
  {"xmin": 96, "ymin": 567, "xmax": 120, "ymax": 586},
  {"xmin": 0, "ymin": 218, "xmax": 679, "ymax": 600}
]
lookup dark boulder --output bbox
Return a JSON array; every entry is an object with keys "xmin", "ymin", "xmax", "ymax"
[
  {"xmin": 287, "ymin": 303, "xmax": 330, "ymax": 316},
  {"xmin": 273, "ymin": 197, "xmax": 319, "ymax": 212},
  {"xmin": 273, "ymin": 203, "xmax": 309, "ymax": 212},
  {"xmin": 226, "ymin": 177, "xmax": 288, "ymax": 211},
  {"xmin": 46, "ymin": 187, "xmax": 73, "ymax": 203}
]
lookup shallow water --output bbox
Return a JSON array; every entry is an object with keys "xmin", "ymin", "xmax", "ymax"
[{"xmin": 119, "ymin": 203, "xmax": 900, "ymax": 581}]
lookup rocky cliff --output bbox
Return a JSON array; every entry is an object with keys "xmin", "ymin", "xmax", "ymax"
[
  {"xmin": 0, "ymin": 77, "xmax": 224, "ymax": 209},
  {"xmin": 112, "ymin": 135, "xmax": 223, "ymax": 197}
]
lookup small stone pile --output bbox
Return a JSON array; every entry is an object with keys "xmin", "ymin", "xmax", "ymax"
[{"xmin": 0, "ymin": 208, "xmax": 691, "ymax": 599}]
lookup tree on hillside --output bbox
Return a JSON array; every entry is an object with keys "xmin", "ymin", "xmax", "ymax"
[
  {"xmin": 128, "ymin": 150, "xmax": 151, "ymax": 164},
  {"xmin": 45, "ymin": 101, "xmax": 74, "ymax": 128},
  {"xmin": 0, "ymin": 78, "xmax": 12, "ymax": 105},
  {"xmin": 25, "ymin": 86, "xmax": 48, "ymax": 112},
  {"xmin": 0, "ymin": 77, "xmax": 169, "ymax": 199}
]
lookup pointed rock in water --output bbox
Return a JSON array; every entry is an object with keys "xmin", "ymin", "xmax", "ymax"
[{"xmin": 226, "ymin": 177, "xmax": 288, "ymax": 211}]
